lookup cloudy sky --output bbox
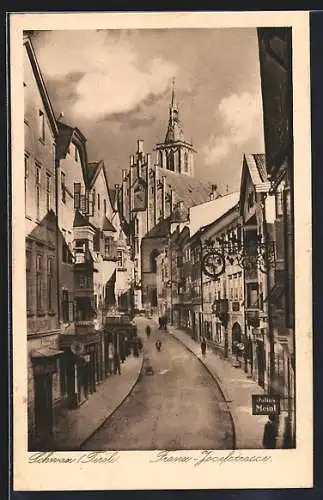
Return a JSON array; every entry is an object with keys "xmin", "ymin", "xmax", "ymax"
[{"xmin": 30, "ymin": 28, "xmax": 265, "ymax": 193}]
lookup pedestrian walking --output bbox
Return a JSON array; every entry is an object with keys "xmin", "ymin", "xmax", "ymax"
[
  {"xmin": 262, "ymin": 414, "xmax": 277, "ymax": 449},
  {"xmin": 201, "ymin": 337, "xmax": 206, "ymax": 356},
  {"xmin": 114, "ymin": 351, "xmax": 121, "ymax": 375},
  {"xmin": 158, "ymin": 317, "xmax": 162, "ymax": 330},
  {"xmin": 146, "ymin": 325, "xmax": 151, "ymax": 338}
]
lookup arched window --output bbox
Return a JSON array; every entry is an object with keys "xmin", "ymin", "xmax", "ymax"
[
  {"xmin": 159, "ymin": 151, "xmax": 163, "ymax": 168},
  {"xmin": 168, "ymin": 151, "xmax": 175, "ymax": 171},
  {"xmin": 184, "ymin": 151, "xmax": 189, "ymax": 172},
  {"xmin": 150, "ymin": 249, "xmax": 159, "ymax": 273}
]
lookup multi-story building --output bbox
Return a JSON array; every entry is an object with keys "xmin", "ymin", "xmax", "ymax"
[
  {"xmin": 24, "ymin": 34, "xmax": 134, "ymax": 449},
  {"xmin": 198, "ymin": 192, "xmax": 243, "ymax": 360},
  {"xmin": 24, "ymin": 34, "xmax": 62, "ymax": 449},
  {"xmin": 258, "ymin": 27, "xmax": 295, "ymax": 447},
  {"xmin": 239, "ymin": 153, "xmax": 274, "ymax": 390}
]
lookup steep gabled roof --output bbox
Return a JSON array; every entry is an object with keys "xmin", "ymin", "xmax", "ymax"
[
  {"xmin": 189, "ymin": 191, "xmax": 240, "ymax": 238},
  {"xmin": 243, "ymin": 153, "xmax": 269, "ymax": 188},
  {"xmin": 87, "ymin": 161, "xmax": 102, "ymax": 187},
  {"xmin": 73, "ymin": 210, "xmax": 96, "ymax": 231},
  {"xmin": 24, "ymin": 35, "xmax": 58, "ymax": 137},
  {"xmin": 103, "ymin": 216, "xmax": 117, "ymax": 232}
]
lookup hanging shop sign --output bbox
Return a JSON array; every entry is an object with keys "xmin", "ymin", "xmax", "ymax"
[
  {"xmin": 252, "ymin": 394, "xmax": 281, "ymax": 415},
  {"xmin": 70, "ymin": 341, "xmax": 85, "ymax": 356},
  {"xmin": 202, "ymin": 249, "xmax": 225, "ymax": 279}
]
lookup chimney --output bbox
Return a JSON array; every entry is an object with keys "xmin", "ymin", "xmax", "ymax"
[
  {"xmin": 122, "ymin": 169, "xmax": 127, "ymax": 181},
  {"xmin": 130, "ymin": 155, "xmax": 135, "ymax": 166},
  {"xmin": 137, "ymin": 140, "xmax": 144, "ymax": 154},
  {"xmin": 146, "ymin": 153, "xmax": 151, "ymax": 168}
]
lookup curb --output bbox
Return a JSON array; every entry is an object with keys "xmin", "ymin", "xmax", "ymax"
[
  {"xmin": 75, "ymin": 353, "xmax": 145, "ymax": 450},
  {"xmin": 167, "ymin": 328, "xmax": 237, "ymax": 451}
]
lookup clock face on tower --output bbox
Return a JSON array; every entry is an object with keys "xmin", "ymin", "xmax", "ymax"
[{"xmin": 202, "ymin": 250, "xmax": 225, "ymax": 279}]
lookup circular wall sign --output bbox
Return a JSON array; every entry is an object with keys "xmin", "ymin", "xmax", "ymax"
[
  {"xmin": 70, "ymin": 341, "xmax": 84, "ymax": 356},
  {"xmin": 202, "ymin": 250, "xmax": 225, "ymax": 279}
]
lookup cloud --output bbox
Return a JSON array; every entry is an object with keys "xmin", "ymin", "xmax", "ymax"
[
  {"xmin": 202, "ymin": 91, "xmax": 263, "ymax": 165},
  {"xmin": 33, "ymin": 30, "xmax": 178, "ymax": 120}
]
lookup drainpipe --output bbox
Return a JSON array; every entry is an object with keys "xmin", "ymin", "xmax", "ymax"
[
  {"xmin": 199, "ymin": 237, "xmax": 204, "ymax": 341},
  {"xmin": 55, "ymin": 157, "xmax": 61, "ymax": 323},
  {"xmin": 262, "ymin": 193, "xmax": 275, "ymax": 395}
]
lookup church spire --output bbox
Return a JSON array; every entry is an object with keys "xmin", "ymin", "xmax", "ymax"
[{"xmin": 165, "ymin": 78, "xmax": 183, "ymax": 143}]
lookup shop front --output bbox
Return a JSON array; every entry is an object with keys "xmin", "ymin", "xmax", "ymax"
[
  {"xmin": 59, "ymin": 332, "xmax": 101, "ymax": 409},
  {"xmin": 30, "ymin": 347, "xmax": 63, "ymax": 450}
]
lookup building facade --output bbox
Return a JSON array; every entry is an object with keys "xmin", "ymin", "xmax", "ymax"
[
  {"xmin": 24, "ymin": 34, "xmax": 62, "ymax": 448},
  {"xmin": 24, "ymin": 35, "xmax": 134, "ymax": 450},
  {"xmin": 258, "ymin": 27, "xmax": 295, "ymax": 447}
]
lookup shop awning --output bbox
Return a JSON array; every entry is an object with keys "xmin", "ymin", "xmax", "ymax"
[
  {"xmin": 59, "ymin": 332, "xmax": 101, "ymax": 349},
  {"xmin": 31, "ymin": 347, "xmax": 64, "ymax": 359}
]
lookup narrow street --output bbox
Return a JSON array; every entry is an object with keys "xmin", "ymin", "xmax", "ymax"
[{"xmin": 82, "ymin": 319, "xmax": 234, "ymax": 451}]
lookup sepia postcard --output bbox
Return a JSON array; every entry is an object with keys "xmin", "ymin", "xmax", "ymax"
[{"xmin": 10, "ymin": 10, "xmax": 313, "ymax": 491}]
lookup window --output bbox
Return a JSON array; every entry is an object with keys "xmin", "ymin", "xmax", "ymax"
[
  {"xmin": 26, "ymin": 250, "xmax": 32, "ymax": 314},
  {"xmin": 61, "ymin": 172, "xmax": 66, "ymax": 203},
  {"xmin": 74, "ymin": 145, "xmax": 78, "ymax": 162},
  {"xmin": 36, "ymin": 254, "xmax": 43, "ymax": 312},
  {"xmin": 46, "ymin": 173, "xmax": 51, "ymax": 211},
  {"xmin": 24, "ymin": 153, "xmax": 29, "ymax": 206},
  {"xmin": 74, "ymin": 183, "xmax": 81, "ymax": 209},
  {"xmin": 135, "ymin": 218, "xmax": 139, "ymax": 235},
  {"xmin": 35, "ymin": 162, "xmax": 41, "ymax": 220},
  {"xmin": 97, "ymin": 193, "xmax": 100, "ymax": 210},
  {"xmin": 103, "ymin": 199, "xmax": 107, "ymax": 215},
  {"xmin": 248, "ymin": 190, "xmax": 255, "ymax": 209},
  {"xmin": 246, "ymin": 283, "xmax": 259, "ymax": 308},
  {"xmin": 62, "ymin": 290, "xmax": 69, "ymax": 323},
  {"xmin": 176, "ymin": 255, "xmax": 183, "ymax": 268},
  {"xmin": 47, "ymin": 257, "xmax": 54, "ymax": 311},
  {"xmin": 184, "ymin": 151, "xmax": 189, "ymax": 172},
  {"xmin": 117, "ymin": 250, "xmax": 124, "ymax": 269},
  {"xmin": 151, "ymin": 249, "xmax": 159, "ymax": 273},
  {"xmin": 275, "ymin": 190, "xmax": 284, "ymax": 217},
  {"xmin": 104, "ymin": 237, "xmax": 115, "ymax": 260},
  {"xmin": 79, "ymin": 275, "xmax": 88, "ymax": 289},
  {"xmin": 39, "ymin": 110, "xmax": 45, "ymax": 142}
]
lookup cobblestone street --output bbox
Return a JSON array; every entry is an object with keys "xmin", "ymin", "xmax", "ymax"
[{"xmin": 82, "ymin": 319, "xmax": 234, "ymax": 450}]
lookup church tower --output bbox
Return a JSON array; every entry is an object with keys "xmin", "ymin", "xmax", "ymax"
[{"xmin": 154, "ymin": 79, "xmax": 196, "ymax": 176}]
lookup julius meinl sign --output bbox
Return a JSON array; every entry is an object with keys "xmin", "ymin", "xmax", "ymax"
[{"xmin": 252, "ymin": 394, "xmax": 281, "ymax": 415}]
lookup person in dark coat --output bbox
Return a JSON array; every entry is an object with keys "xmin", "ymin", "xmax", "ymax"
[
  {"xmin": 158, "ymin": 317, "xmax": 162, "ymax": 330},
  {"xmin": 114, "ymin": 351, "xmax": 121, "ymax": 375},
  {"xmin": 201, "ymin": 338, "xmax": 206, "ymax": 356},
  {"xmin": 263, "ymin": 414, "xmax": 277, "ymax": 449},
  {"xmin": 146, "ymin": 325, "xmax": 151, "ymax": 338}
]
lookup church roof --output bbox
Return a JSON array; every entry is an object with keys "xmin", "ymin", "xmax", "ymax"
[
  {"xmin": 154, "ymin": 166, "xmax": 214, "ymax": 209},
  {"xmin": 144, "ymin": 217, "xmax": 171, "ymax": 239},
  {"xmin": 164, "ymin": 79, "xmax": 186, "ymax": 144}
]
